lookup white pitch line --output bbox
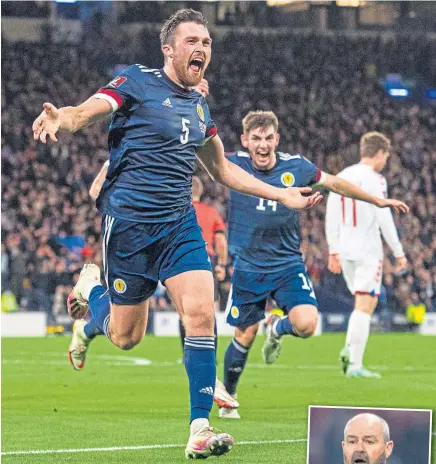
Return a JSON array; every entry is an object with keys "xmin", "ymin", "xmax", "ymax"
[
  {"xmin": 3, "ymin": 434, "xmax": 435, "ymax": 456},
  {"xmin": 5, "ymin": 353, "xmax": 436, "ymax": 372},
  {"xmin": 1, "ymin": 439, "xmax": 307, "ymax": 456},
  {"xmin": 3, "ymin": 358, "xmax": 436, "ymax": 372},
  {"xmin": 1, "ymin": 433, "xmax": 436, "ymax": 456}
]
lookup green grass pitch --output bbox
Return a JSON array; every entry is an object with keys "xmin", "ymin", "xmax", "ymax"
[{"xmin": 2, "ymin": 333, "xmax": 435, "ymax": 463}]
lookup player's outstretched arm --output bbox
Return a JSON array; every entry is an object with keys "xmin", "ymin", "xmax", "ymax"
[
  {"xmin": 317, "ymin": 173, "xmax": 409, "ymax": 214},
  {"xmin": 32, "ymin": 97, "xmax": 113, "ymax": 144},
  {"xmin": 196, "ymin": 135, "xmax": 322, "ymax": 210},
  {"xmin": 325, "ymin": 191, "xmax": 342, "ymax": 274}
]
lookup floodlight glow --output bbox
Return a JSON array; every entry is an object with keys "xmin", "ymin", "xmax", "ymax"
[{"xmin": 387, "ymin": 88, "xmax": 409, "ymax": 97}]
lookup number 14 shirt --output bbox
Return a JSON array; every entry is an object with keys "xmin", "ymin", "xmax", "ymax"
[{"xmin": 227, "ymin": 151, "xmax": 321, "ymax": 273}]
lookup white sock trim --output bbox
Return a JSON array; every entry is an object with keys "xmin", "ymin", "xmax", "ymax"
[
  {"xmin": 271, "ymin": 318, "xmax": 281, "ymax": 338},
  {"xmin": 190, "ymin": 418, "xmax": 209, "ymax": 435}
]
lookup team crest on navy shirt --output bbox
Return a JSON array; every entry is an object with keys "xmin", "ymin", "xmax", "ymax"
[
  {"xmin": 281, "ymin": 172, "xmax": 295, "ymax": 186},
  {"xmin": 197, "ymin": 104, "xmax": 207, "ymax": 134},
  {"xmin": 197, "ymin": 104, "xmax": 205, "ymax": 121}
]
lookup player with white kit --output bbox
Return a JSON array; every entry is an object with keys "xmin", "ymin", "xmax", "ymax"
[{"xmin": 325, "ymin": 132, "xmax": 408, "ymax": 379}]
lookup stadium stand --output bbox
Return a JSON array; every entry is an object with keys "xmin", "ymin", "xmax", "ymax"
[{"xmin": 2, "ymin": 29, "xmax": 435, "ymax": 321}]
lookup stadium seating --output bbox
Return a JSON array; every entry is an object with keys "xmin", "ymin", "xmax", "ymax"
[{"xmin": 2, "ymin": 31, "xmax": 435, "ymax": 317}]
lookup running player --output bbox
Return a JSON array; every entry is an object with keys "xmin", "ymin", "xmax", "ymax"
[
  {"xmin": 325, "ymin": 131, "xmax": 408, "ymax": 379},
  {"xmin": 32, "ymin": 10, "xmax": 322, "ymax": 459},
  {"xmin": 219, "ymin": 112, "xmax": 408, "ymax": 419},
  {"xmin": 92, "ymin": 167, "xmax": 237, "ymax": 409}
]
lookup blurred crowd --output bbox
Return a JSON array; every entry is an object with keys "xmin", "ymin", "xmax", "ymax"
[
  {"xmin": 1, "ymin": 1, "xmax": 293, "ymax": 28},
  {"xmin": 2, "ymin": 30, "xmax": 435, "ymax": 320}
]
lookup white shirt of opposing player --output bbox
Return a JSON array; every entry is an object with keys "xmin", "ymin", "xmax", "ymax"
[{"xmin": 325, "ymin": 163, "xmax": 404, "ymax": 261}]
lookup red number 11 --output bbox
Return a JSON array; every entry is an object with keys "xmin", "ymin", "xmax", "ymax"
[{"xmin": 341, "ymin": 196, "xmax": 357, "ymax": 227}]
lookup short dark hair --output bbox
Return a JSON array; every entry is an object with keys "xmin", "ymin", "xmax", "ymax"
[
  {"xmin": 360, "ymin": 131, "xmax": 391, "ymax": 158},
  {"xmin": 242, "ymin": 111, "xmax": 279, "ymax": 134},
  {"xmin": 160, "ymin": 9, "xmax": 208, "ymax": 47}
]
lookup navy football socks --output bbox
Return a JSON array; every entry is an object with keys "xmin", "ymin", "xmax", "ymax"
[
  {"xmin": 83, "ymin": 318, "xmax": 102, "ymax": 340},
  {"xmin": 224, "ymin": 338, "xmax": 250, "ymax": 395},
  {"xmin": 85, "ymin": 285, "xmax": 111, "ymax": 340},
  {"xmin": 184, "ymin": 336, "xmax": 216, "ymax": 422},
  {"xmin": 180, "ymin": 319, "xmax": 218, "ymax": 355},
  {"xmin": 275, "ymin": 316, "xmax": 299, "ymax": 337}
]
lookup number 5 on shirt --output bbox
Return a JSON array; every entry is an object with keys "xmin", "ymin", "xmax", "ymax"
[{"xmin": 180, "ymin": 118, "xmax": 190, "ymax": 144}]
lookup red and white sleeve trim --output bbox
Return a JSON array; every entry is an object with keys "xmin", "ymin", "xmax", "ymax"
[
  {"xmin": 206, "ymin": 126, "xmax": 217, "ymax": 138},
  {"xmin": 93, "ymin": 89, "xmax": 123, "ymax": 113},
  {"xmin": 200, "ymin": 126, "xmax": 218, "ymax": 146},
  {"xmin": 312, "ymin": 168, "xmax": 326, "ymax": 186}
]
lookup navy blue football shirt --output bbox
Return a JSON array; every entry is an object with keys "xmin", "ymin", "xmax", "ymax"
[
  {"xmin": 227, "ymin": 151, "xmax": 321, "ymax": 272},
  {"xmin": 94, "ymin": 64, "xmax": 216, "ymax": 223}
]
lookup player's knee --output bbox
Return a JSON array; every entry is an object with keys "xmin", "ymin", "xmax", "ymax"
[
  {"xmin": 296, "ymin": 313, "xmax": 318, "ymax": 338},
  {"xmin": 356, "ymin": 304, "xmax": 376, "ymax": 315},
  {"xmin": 111, "ymin": 333, "xmax": 143, "ymax": 351},
  {"xmin": 183, "ymin": 300, "xmax": 215, "ymax": 333},
  {"xmin": 357, "ymin": 306, "xmax": 372, "ymax": 315},
  {"xmin": 355, "ymin": 294, "xmax": 378, "ymax": 314}
]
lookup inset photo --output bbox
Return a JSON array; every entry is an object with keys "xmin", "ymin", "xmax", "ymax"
[{"xmin": 307, "ymin": 406, "xmax": 432, "ymax": 464}]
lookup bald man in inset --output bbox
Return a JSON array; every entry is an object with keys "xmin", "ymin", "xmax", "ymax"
[{"xmin": 342, "ymin": 413, "xmax": 394, "ymax": 464}]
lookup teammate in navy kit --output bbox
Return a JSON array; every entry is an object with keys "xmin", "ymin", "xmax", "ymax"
[
  {"xmin": 32, "ymin": 10, "xmax": 324, "ymax": 459},
  {"xmin": 219, "ymin": 111, "xmax": 408, "ymax": 420}
]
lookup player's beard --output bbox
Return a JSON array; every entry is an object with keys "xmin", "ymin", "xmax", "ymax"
[{"xmin": 173, "ymin": 54, "xmax": 205, "ymax": 87}]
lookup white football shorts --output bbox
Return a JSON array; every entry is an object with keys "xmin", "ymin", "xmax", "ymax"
[{"xmin": 341, "ymin": 258, "xmax": 383, "ymax": 296}]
